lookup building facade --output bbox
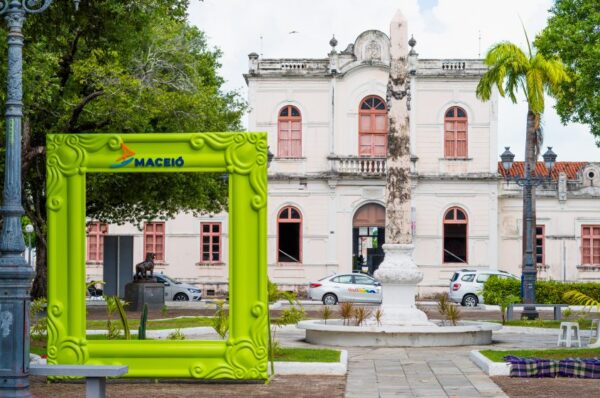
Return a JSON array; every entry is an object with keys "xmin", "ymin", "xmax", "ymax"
[{"xmin": 86, "ymin": 25, "xmax": 600, "ymax": 296}]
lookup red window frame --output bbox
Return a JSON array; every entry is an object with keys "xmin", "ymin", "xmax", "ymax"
[
  {"xmin": 536, "ymin": 225, "xmax": 545, "ymax": 265},
  {"xmin": 144, "ymin": 222, "xmax": 165, "ymax": 261},
  {"xmin": 86, "ymin": 222, "xmax": 108, "ymax": 262},
  {"xmin": 277, "ymin": 105, "xmax": 302, "ymax": 158},
  {"xmin": 200, "ymin": 222, "xmax": 222, "ymax": 264},
  {"xmin": 358, "ymin": 96, "xmax": 387, "ymax": 157},
  {"xmin": 582, "ymin": 225, "xmax": 600, "ymax": 266},
  {"xmin": 277, "ymin": 206, "xmax": 303, "ymax": 263},
  {"xmin": 442, "ymin": 207, "xmax": 468, "ymax": 264},
  {"xmin": 444, "ymin": 106, "xmax": 468, "ymax": 158}
]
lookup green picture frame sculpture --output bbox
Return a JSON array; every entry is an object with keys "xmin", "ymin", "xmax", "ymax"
[{"xmin": 46, "ymin": 132, "xmax": 268, "ymax": 379}]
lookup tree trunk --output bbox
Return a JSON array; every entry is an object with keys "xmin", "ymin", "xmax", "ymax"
[{"xmin": 31, "ymin": 237, "xmax": 47, "ymax": 299}]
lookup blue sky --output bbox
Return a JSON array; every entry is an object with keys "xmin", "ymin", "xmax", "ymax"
[{"xmin": 189, "ymin": 0, "xmax": 600, "ymax": 161}]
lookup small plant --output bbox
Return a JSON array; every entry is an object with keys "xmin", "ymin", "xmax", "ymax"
[
  {"xmin": 105, "ymin": 296, "xmax": 130, "ymax": 340},
  {"xmin": 160, "ymin": 305, "xmax": 168, "ymax": 317},
  {"xmin": 445, "ymin": 303, "xmax": 462, "ymax": 326},
  {"xmin": 211, "ymin": 300, "xmax": 229, "ymax": 339},
  {"xmin": 374, "ymin": 308, "xmax": 384, "ymax": 326},
  {"xmin": 30, "ymin": 297, "xmax": 47, "ymax": 340},
  {"xmin": 562, "ymin": 307, "xmax": 573, "ymax": 319},
  {"xmin": 563, "ymin": 290, "xmax": 600, "ymax": 311},
  {"xmin": 353, "ymin": 306, "xmax": 372, "ymax": 326},
  {"xmin": 167, "ymin": 328, "xmax": 185, "ymax": 340},
  {"xmin": 339, "ymin": 302, "xmax": 354, "ymax": 326},
  {"xmin": 436, "ymin": 293, "xmax": 450, "ymax": 324},
  {"xmin": 320, "ymin": 305, "xmax": 332, "ymax": 325},
  {"xmin": 138, "ymin": 303, "xmax": 148, "ymax": 340}
]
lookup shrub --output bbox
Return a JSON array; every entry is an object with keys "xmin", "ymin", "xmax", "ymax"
[
  {"xmin": 483, "ymin": 277, "xmax": 600, "ymax": 305},
  {"xmin": 339, "ymin": 302, "xmax": 354, "ymax": 326},
  {"xmin": 320, "ymin": 306, "xmax": 332, "ymax": 324},
  {"xmin": 353, "ymin": 306, "xmax": 372, "ymax": 326},
  {"xmin": 211, "ymin": 300, "xmax": 229, "ymax": 339},
  {"xmin": 374, "ymin": 308, "xmax": 384, "ymax": 326},
  {"xmin": 30, "ymin": 298, "xmax": 47, "ymax": 340},
  {"xmin": 445, "ymin": 304, "xmax": 462, "ymax": 326},
  {"xmin": 167, "ymin": 328, "xmax": 185, "ymax": 340}
]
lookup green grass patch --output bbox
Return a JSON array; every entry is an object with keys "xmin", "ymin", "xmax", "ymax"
[
  {"xmin": 488, "ymin": 319, "xmax": 595, "ymax": 329},
  {"xmin": 86, "ymin": 316, "xmax": 213, "ymax": 330},
  {"xmin": 480, "ymin": 347, "xmax": 600, "ymax": 362},
  {"xmin": 273, "ymin": 348, "xmax": 340, "ymax": 362}
]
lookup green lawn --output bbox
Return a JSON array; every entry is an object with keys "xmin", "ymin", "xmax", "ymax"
[
  {"xmin": 481, "ymin": 347, "xmax": 600, "ymax": 362},
  {"xmin": 273, "ymin": 348, "xmax": 340, "ymax": 362},
  {"xmin": 489, "ymin": 319, "xmax": 595, "ymax": 329},
  {"xmin": 86, "ymin": 316, "xmax": 213, "ymax": 330}
]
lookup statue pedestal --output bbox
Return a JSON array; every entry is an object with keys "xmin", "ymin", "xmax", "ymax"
[
  {"xmin": 124, "ymin": 281, "xmax": 164, "ymax": 311},
  {"xmin": 374, "ymin": 244, "xmax": 433, "ymax": 326}
]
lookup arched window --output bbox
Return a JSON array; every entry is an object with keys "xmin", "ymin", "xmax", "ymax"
[
  {"xmin": 278, "ymin": 206, "xmax": 302, "ymax": 263},
  {"xmin": 444, "ymin": 106, "xmax": 468, "ymax": 158},
  {"xmin": 443, "ymin": 207, "xmax": 468, "ymax": 263},
  {"xmin": 359, "ymin": 96, "xmax": 387, "ymax": 157},
  {"xmin": 278, "ymin": 105, "xmax": 302, "ymax": 158}
]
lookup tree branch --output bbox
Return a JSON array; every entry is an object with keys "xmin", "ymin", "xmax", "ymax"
[
  {"xmin": 71, "ymin": 119, "xmax": 111, "ymax": 133},
  {"xmin": 59, "ymin": 29, "xmax": 83, "ymax": 88},
  {"xmin": 67, "ymin": 90, "xmax": 104, "ymax": 132}
]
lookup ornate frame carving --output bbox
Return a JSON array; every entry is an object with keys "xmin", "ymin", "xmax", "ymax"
[{"xmin": 46, "ymin": 133, "xmax": 268, "ymax": 379}]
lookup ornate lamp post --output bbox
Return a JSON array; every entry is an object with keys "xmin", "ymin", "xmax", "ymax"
[
  {"xmin": 0, "ymin": 1, "xmax": 79, "ymax": 397},
  {"xmin": 500, "ymin": 146, "xmax": 557, "ymax": 320}
]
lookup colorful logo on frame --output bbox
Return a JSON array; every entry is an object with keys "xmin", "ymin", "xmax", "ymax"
[{"xmin": 110, "ymin": 143, "xmax": 185, "ymax": 168}]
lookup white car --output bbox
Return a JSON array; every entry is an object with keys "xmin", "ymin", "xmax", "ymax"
[
  {"xmin": 155, "ymin": 273, "xmax": 202, "ymax": 301},
  {"xmin": 448, "ymin": 269, "xmax": 518, "ymax": 307},
  {"xmin": 308, "ymin": 273, "xmax": 382, "ymax": 305}
]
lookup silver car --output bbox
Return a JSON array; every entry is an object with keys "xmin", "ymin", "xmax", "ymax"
[
  {"xmin": 308, "ymin": 273, "xmax": 382, "ymax": 305},
  {"xmin": 155, "ymin": 273, "xmax": 202, "ymax": 301}
]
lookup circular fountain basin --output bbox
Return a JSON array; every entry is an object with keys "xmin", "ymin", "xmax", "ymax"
[{"xmin": 297, "ymin": 320, "xmax": 502, "ymax": 347}]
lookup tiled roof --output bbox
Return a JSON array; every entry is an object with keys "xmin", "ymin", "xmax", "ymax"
[{"xmin": 497, "ymin": 161, "xmax": 587, "ymax": 181}]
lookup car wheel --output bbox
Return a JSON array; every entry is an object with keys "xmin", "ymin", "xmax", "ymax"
[
  {"xmin": 173, "ymin": 293, "xmax": 189, "ymax": 301},
  {"xmin": 322, "ymin": 293, "xmax": 338, "ymax": 305},
  {"xmin": 462, "ymin": 294, "xmax": 478, "ymax": 307}
]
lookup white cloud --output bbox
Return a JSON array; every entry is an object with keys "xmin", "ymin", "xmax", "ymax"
[{"xmin": 189, "ymin": 0, "xmax": 600, "ymax": 161}]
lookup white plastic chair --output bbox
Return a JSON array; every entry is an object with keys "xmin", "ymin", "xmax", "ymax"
[
  {"xmin": 557, "ymin": 322, "xmax": 581, "ymax": 347},
  {"xmin": 588, "ymin": 319, "xmax": 600, "ymax": 348}
]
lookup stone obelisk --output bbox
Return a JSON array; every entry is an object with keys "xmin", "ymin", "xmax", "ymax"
[{"xmin": 373, "ymin": 10, "xmax": 431, "ymax": 326}]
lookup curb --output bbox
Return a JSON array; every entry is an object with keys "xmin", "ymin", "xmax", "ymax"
[
  {"xmin": 273, "ymin": 350, "xmax": 347, "ymax": 375},
  {"xmin": 469, "ymin": 350, "xmax": 510, "ymax": 376}
]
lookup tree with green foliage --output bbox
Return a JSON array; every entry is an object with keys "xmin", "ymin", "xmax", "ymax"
[
  {"xmin": 535, "ymin": 0, "xmax": 600, "ymax": 141},
  {"xmin": 0, "ymin": 0, "xmax": 245, "ymax": 297},
  {"xmin": 476, "ymin": 31, "xmax": 569, "ymax": 281}
]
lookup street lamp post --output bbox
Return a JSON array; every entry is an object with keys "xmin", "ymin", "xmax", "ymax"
[
  {"xmin": 25, "ymin": 224, "xmax": 33, "ymax": 267},
  {"xmin": 500, "ymin": 146, "xmax": 557, "ymax": 320},
  {"xmin": 0, "ymin": 1, "xmax": 78, "ymax": 397}
]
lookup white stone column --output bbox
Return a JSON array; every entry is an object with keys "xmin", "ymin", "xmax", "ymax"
[{"xmin": 373, "ymin": 10, "xmax": 432, "ymax": 326}]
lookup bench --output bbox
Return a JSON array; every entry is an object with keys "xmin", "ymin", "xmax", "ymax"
[
  {"xmin": 506, "ymin": 304, "xmax": 569, "ymax": 321},
  {"xmin": 29, "ymin": 364, "xmax": 128, "ymax": 398}
]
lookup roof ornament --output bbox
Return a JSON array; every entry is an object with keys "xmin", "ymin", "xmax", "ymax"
[
  {"xmin": 408, "ymin": 35, "xmax": 417, "ymax": 56},
  {"xmin": 329, "ymin": 35, "xmax": 338, "ymax": 51}
]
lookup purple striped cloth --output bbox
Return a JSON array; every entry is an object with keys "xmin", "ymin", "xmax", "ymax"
[{"xmin": 504, "ymin": 356, "xmax": 600, "ymax": 379}]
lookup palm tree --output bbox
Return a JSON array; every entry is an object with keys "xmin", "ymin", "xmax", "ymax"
[{"xmin": 476, "ymin": 30, "xmax": 569, "ymax": 312}]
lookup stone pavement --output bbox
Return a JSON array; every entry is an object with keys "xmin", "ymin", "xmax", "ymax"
[{"xmin": 272, "ymin": 325, "xmax": 559, "ymax": 398}]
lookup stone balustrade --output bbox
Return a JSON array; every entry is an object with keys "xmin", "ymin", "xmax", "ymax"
[{"xmin": 332, "ymin": 157, "xmax": 387, "ymax": 176}]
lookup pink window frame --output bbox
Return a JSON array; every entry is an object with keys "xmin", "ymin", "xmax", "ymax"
[
  {"xmin": 442, "ymin": 207, "xmax": 468, "ymax": 264},
  {"xmin": 358, "ymin": 95, "xmax": 388, "ymax": 157},
  {"xmin": 277, "ymin": 105, "xmax": 302, "ymax": 158},
  {"xmin": 536, "ymin": 225, "xmax": 545, "ymax": 265},
  {"xmin": 444, "ymin": 106, "xmax": 468, "ymax": 158},
  {"xmin": 581, "ymin": 225, "xmax": 600, "ymax": 265},
  {"xmin": 144, "ymin": 222, "xmax": 165, "ymax": 261},
  {"xmin": 86, "ymin": 222, "xmax": 108, "ymax": 263},
  {"xmin": 277, "ymin": 206, "xmax": 303, "ymax": 264},
  {"xmin": 200, "ymin": 222, "xmax": 222, "ymax": 264}
]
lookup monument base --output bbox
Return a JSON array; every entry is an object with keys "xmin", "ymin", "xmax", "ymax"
[
  {"xmin": 374, "ymin": 243, "xmax": 433, "ymax": 326},
  {"xmin": 124, "ymin": 282, "xmax": 164, "ymax": 311}
]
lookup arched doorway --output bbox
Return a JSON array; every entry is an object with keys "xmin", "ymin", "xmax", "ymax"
[
  {"xmin": 352, "ymin": 203, "xmax": 385, "ymax": 274},
  {"xmin": 443, "ymin": 207, "xmax": 468, "ymax": 263}
]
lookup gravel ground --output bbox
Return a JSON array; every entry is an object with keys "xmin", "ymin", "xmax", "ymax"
[
  {"xmin": 30, "ymin": 375, "xmax": 346, "ymax": 398},
  {"xmin": 491, "ymin": 376, "xmax": 600, "ymax": 398}
]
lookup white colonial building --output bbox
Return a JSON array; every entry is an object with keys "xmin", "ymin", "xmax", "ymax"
[{"xmin": 86, "ymin": 21, "xmax": 600, "ymax": 297}]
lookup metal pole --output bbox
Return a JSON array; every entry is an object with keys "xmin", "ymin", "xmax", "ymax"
[
  {"xmin": 0, "ymin": 1, "xmax": 62, "ymax": 396},
  {"xmin": 521, "ymin": 161, "xmax": 539, "ymax": 320},
  {"xmin": 27, "ymin": 233, "xmax": 31, "ymax": 268}
]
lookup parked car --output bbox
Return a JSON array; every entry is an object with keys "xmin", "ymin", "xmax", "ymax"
[
  {"xmin": 448, "ymin": 269, "xmax": 518, "ymax": 307},
  {"xmin": 308, "ymin": 273, "xmax": 382, "ymax": 305},
  {"xmin": 155, "ymin": 273, "xmax": 202, "ymax": 301}
]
